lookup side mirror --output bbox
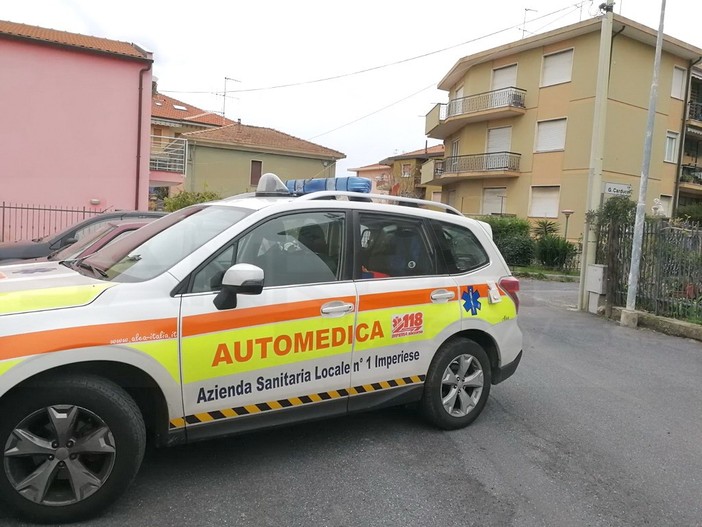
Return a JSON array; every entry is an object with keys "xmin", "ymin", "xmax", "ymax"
[{"xmin": 213, "ymin": 264, "xmax": 264, "ymax": 310}]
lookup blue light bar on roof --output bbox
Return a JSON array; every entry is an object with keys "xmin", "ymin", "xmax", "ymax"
[{"xmin": 286, "ymin": 176, "xmax": 372, "ymax": 195}]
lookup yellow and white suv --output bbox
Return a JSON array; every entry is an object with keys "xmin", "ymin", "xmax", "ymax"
[{"xmin": 0, "ymin": 174, "xmax": 522, "ymax": 522}]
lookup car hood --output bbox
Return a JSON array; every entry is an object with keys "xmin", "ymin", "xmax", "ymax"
[
  {"xmin": 0, "ymin": 262, "xmax": 114, "ymax": 315},
  {"xmin": 0, "ymin": 240, "xmax": 50, "ymax": 261}
]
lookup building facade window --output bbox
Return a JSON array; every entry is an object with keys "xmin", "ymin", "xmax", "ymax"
[
  {"xmin": 671, "ymin": 66, "xmax": 686, "ymax": 100},
  {"xmin": 658, "ymin": 195, "xmax": 673, "ymax": 217},
  {"xmin": 492, "ymin": 64, "xmax": 517, "ymax": 91},
  {"xmin": 541, "ymin": 49, "xmax": 573, "ymax": 87},
  {"xmin": 665, "ymin": 131, "xmax": 679, "ymax": 163},
  {"xmin": 401, "ymin": 163, "xmax": 412, "ymax": 178},
  {"xmin": 529, "ymin": 186, "xmax": 560, "ymax": 218},
  {"xmin": 482, "ymin": 188, "xmax": 507, "ymax": 215},
  {"xmin": 535, "ymin": 119, "xmax": 567, "ymax": 152}
]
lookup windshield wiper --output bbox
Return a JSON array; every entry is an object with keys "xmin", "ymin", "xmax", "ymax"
[{"xmin": 65, "ymin": 258, "xmax": 108, "ymax": 279}]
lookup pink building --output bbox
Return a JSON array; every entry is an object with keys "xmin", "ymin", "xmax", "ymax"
[{"xmin": 0, "ymin": 21, "xmax": 153, "ymax": 212}]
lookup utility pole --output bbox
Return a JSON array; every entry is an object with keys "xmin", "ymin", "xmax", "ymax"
[
  {"xmin": 620, "ymin": 0, "xmax": 667, "ymax": 328},
  {"xmin": 578, "ymin": 0, "xmax": 614, "ymax": 311}
]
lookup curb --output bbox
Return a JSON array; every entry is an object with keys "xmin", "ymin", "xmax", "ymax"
[
  {"xmin": 609, "ymin": 306, "xmax": 702, "ymax": 342},
  {"xmin": 513, "ymin": 272, "xmax": 578, "ymax": 282}
]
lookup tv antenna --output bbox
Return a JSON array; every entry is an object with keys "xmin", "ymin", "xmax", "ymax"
[
  {"xmin": 521, "ymin": 8, "xmax": 537, "ymax": 39},
  {"xmin": 222, "ymin": 76, "xmax": 241, "ymax": 124}
]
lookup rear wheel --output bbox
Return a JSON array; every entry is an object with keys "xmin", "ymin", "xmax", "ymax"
[
  {"xmin": 421, "ymin": 338, "xmax": 491, "ymax": 430},
  {"xmin": 0, "ymin": 374, "xmax": 146, "ymax": 523}
]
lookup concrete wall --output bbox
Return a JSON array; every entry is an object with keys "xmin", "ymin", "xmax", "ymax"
[{"xmin": 0, "ymin": 39, "xmax": 152, "ymax": 211}]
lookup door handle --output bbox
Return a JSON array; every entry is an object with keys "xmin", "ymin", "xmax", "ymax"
[
  {"xmin": 430, "ymin": 289, "xmax": 455, "ymax": 303},
  {"xmin": 321, "ymin": 301, "xmax": 355, "ymax": 317}
]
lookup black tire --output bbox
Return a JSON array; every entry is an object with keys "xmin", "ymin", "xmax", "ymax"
[
  {"xmin": 421, "ymin": 338, "xmax": 492, "ymax": 430},
  {"xmin": 0, "ymin": 374, "xmax": 146, "ymax": 524}
]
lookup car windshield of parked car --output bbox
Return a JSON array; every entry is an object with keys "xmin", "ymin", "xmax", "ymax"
[
  {"xmin": 80, "ymin": 205, "xmax": 250, "ymax": 282},
  {"xmin": 48, "ymin": 223, "xmax": 116, "ymax": 261}
]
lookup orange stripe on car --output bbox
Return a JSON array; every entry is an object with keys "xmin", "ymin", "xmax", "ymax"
[
  {"xmin": 0, "ymin": 318, "xmax": 177, "ymax": 361},
  {"xmin": 181, "ymin": 297, "xmax": 356, "ymax": 337}
]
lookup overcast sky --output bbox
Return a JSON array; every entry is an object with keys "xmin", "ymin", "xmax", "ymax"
[{"xmin": 2, "ymin": 0, "xmax": 699, "ymax": 177}]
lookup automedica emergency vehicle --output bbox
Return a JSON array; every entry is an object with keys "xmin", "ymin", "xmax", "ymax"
[{"xmin": 0, "ymin": 174, "xmax": 522, "ymax": 522}]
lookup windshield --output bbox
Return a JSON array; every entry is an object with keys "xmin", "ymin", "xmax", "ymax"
[
  {"xmin": 82, "ymin": 205, "xmax": 251, "ymax": 282},
  {"xmin": 49, "ymin": 224, "xmax": 115, "ymax": 261}
]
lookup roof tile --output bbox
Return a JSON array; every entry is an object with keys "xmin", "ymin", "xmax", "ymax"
[
  {"xmin": 152, "ymin": 92, "xmax": 235, "ymax": 127},
  {"xmin": 184, "ymin": 123, "xmax": 345, "ymax": 159},
  {"xmin": 0, "ymin": 19, "xmax": 149, "ymax": 60}
]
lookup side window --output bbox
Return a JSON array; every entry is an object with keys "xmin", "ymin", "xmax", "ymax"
[
  {"xmin": 358, "ymin": 213, "xmax": 435, "ymax": 278},
  {"xmin": 73, "ymin": 219, "xmax": 111, "ymax": 242},
  {"xmin": 192, "ymin": 211, "xmax": 344, "ymax": 292},
  {"xmin": 431, "ymin": 221, "xmax": 489, "ymax": 274}
]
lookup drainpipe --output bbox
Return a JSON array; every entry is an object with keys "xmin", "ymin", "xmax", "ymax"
[
  {"xmin": 135, "ymin": 62, "xmax": 153, "ymax": 210},
  {"xmin": 673, "ymin": 56, "xmax": 702, "ymax": 215}
]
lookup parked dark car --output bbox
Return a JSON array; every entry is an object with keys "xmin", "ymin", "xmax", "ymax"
[
  {"xmin": 0, "ymin": 219, "xmax": 158, "ymax": 266},
  {"xmin": 0, "ymin": 211, "xmax": 165, "ymax": 263}
]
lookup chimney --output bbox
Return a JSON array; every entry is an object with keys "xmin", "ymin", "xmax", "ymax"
[{"xmin": 152, "ymin": 77, "xmax": 159, "ymax": 95}]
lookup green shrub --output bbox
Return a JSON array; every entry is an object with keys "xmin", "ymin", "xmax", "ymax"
[
  {"xmin": 164, "ymin": 190, "xmax": 222, "ymax": 212},
  {"xmin": 535, "ymin": 235, "xmax": 577, "ymax": 269},
  {"xmin": 675, "ymin": 203, "xmax": 702, "ymax": 224},
  {"xmin": 477, "ymin": 215, "xmax": 531, "ymax": 238},
  {"xmin": 531, "ymin": 219, "xmax": 560, "ymax": 240},
  {"xmin": 497, "ymin": 234, "xmax": 535, "ymax": 267},
  {"xmin": 586, "ymin": 196, "xmax": 636, "ymax": 227},
  {"xmin": 476, "ymin": 216, "xmax": 534, "ymax": 266}
]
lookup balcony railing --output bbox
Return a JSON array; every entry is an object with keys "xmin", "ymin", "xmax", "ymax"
[
  {"xmin": 689, "ymin": 101, "xmax": 702, "ymax": 122},
  {"xmin": 445, "ymin": 87, "xmax": 526, "ymax": 119},
  {"xmin": 150, "ymin": 136, "xmax": 186, "ymax": 174},
  {"xmin": 681, "ymin": 165, "xmax": 702, "ymax": 185},
  {"xmin": 435, "ymin": 152, "xmax": 521, "ymax": 176},
  {"xmin": 426, "ymin": 87, "xmax": 527, "ymax": 139}
]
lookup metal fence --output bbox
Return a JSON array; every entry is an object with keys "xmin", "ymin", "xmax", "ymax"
[
  {"xmin": 596, "ymin": 220, "xmax": 702, "ymax": 322},
  {"xmin": 1, "ymin": 202, "xmax": 105, "ymax": 243}
]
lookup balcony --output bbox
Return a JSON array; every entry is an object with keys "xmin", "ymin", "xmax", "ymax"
[
  {"xmin": 150, "ymin": 136, "xmax": 186, "ymax": 174},
  {"xmin": 426, "ymin": 87, "xmax": 527, "ymax": 139},
  {"xmin": 689, "ymin": 101, "xmax": 702, "ymax": 123},
  {"xmin": 426, "ymin": 152, "xmax": 521, "ymax": 185},
  {"xmin": 680, "ymin": 165, "xmax": 702, "ymax": 197}
]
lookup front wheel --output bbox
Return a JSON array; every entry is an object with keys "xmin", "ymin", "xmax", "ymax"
[
  {"xmin": 421, "ymin": 338, "xmax": 492, "ymax": 430},
  {"xmin": 0, "ymin": 374, "xmax": 146, "ymax": 523}
]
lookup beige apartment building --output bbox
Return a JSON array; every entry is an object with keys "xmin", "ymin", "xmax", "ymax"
[{"xmin": 424, "ymin": 14, "xmax": 702, "ymax": 240}]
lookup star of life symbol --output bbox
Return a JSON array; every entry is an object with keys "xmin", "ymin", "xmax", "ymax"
[{"xmin": 462, "ymin": 286, "xmax": 481, "ymax": 316}]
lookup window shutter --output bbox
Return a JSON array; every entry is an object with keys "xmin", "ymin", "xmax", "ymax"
[
  {"xmin": 530, "ymin": 187, "xmax": 560, "ymax": 217},
  {"xmin": 482, "ymin": 188, "xmax": 506, "ymax": 215},
  {"xmin": 542, "ymin": 50, "xmax": 573, "ymax": 86},
  {"xmin": 487, "ymin": 127, "xmax": 512, "ymax": 153},
  {"xmin": 672, "ymin": 67, "xmax": 686, "ymax": 99},
  {"xmin": 492, "ymin": 65, "xmax": 517, "ymax": 90},
  {"xmin": 536, "ymin": 119, "xmax": 567, "ymax": 151}
]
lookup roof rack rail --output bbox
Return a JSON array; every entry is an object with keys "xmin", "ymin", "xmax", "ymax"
[{"xmin": 296, "ymin": 191, "xmax": 463, "ymax": 216}]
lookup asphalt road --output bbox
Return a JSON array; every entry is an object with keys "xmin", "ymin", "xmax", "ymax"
[{"xmin": 2, "ymin": 279, "xmax": 701, "ymax": 526}]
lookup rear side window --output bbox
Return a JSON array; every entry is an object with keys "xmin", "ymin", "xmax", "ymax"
[
  {"xmin": 357, "ymin": 213, "xmax": 436, "ymax": 278},
  {"xmin": 431, "ymin": 221, "xmax": 489, "ymax": 274}
]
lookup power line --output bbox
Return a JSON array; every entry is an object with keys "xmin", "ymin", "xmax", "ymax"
[
  {"xmin": 308, "ymin": 84, "xmax": 436, "ymax": 140},
  {"xmin": 161, "ymin": 1, "xmax": 587, "ymax": 96},
  {"xmin": 307, "ymin": 2, "xmax": 586, "ymax": 141}
]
